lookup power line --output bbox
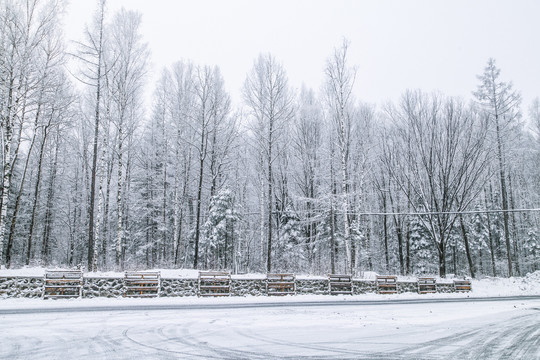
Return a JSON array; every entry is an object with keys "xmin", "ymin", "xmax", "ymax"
[
  {"xmin": 232, "ymin": 208, "xmax": 540, "ymax": 217},
  {"xmin": 352, "ymin": 208, "xmax": 540, "ymax": 216}
]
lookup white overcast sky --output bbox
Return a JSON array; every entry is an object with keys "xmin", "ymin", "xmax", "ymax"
[{"xmin": 63, "ymin": 0, "xmax": 540, "ymax": 114}]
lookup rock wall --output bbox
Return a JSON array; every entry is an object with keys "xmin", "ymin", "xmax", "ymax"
[
  {"xmin": 296, "ymin": 279, "xmax": 328, "ymax": 295},
  {"xmin": 353, "ymin": 280, "xmax": 377, "ymax": 294},
  {"xmin": 436, "ymin": 282, "xmax": 455, "ymax": 293},
  {"xmin": 230, "ymin": 279, "xmax": 265, "ymax": 296},
  {"xmin": 83, "ymin": 277, "xmax": 124, "ymax": 298},
  {"xmin": 398, "ymin": 281, "xmax": 418, "ymax": 293},
  {"xmin": 0, "ymin": 276, "xmax": 43, "ymax": 298},
  {"xmin": 161, "ymin": 278, "xmax": 198, "ymax": 297},
  {"xmin": 0, "ymin": 275, "xmax": 463, "ymax": 299}
]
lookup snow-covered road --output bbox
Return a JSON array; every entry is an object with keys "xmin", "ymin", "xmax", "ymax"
[{"xmin": 1, "ymin": 297, "xmax": 539, "ymax": 359}]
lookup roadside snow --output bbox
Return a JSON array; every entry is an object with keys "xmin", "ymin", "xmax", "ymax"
[
  {"xmin": 1, "ymin": 267, "xmax": 539, "ymax": 299},
  {"xmin": 471, "ymin": 271, "xmax": 540, "ymax": 297}
]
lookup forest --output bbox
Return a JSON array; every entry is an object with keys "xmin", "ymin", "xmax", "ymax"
[{"xmin": 1, "ymin": 0, "xmax": 539, "ymax": 278}]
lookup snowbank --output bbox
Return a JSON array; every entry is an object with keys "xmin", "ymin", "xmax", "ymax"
[{"xmin": 1, "ymin": 267, "xmax": 538, "ymax": 299}]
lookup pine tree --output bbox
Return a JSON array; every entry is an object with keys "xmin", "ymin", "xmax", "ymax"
[{"xmin": 202, "ymin": 189, "xmax": 240, "ymax": 271}]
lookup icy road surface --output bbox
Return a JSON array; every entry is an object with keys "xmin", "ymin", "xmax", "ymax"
[{"xmin": 1, "ymin": 297, "xmax": 539, "ymax": 359}]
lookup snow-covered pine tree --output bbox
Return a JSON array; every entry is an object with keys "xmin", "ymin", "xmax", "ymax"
[
  {"xmin": 409, "ymin": 215, "xmax": 438, "ymax": 275},
  {"xmin": 201, "ymin": 189, "xmax": 240, "ymax": 271}
]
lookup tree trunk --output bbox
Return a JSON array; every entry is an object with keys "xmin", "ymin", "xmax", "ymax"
[
  {"xmin": 438, "ymin": 243, "xmax": 447, "ymax": 278},
  {"xmin": 174, "ymin": 140, "xmax": 192, "ymax": 266},
  {"xmin": 460, "ymin": 214, "xmax": 475, "ymax": 278},
  {"xmin": 267, "ymin": 117, "xmax": 273, "ymax": 273},
  {"xmin": 116, "ymin": 122, "xmax": 124, "ymax": 268},
  {"xmin": 390, "ymin": 190, "xmax": 404, "ymax": 275},
  {"xmin": 382, "ymin": 191, "xmax": 389, "ymax": 271},
  {"xmin": 41, "ymin": 130, "xmax": 60, "ymax": 264},
  {"xmin": 88, "ymin": 2, "xmax": 105, "ymax": 272},
  {"xmin": 507, "ymin": 173, "xmax": 521, "ymax": 276},
  {"xmin": 494, "ymin": 116, "xmax": 513, "ymax": 277},
  {"xmin": 26, "ymin": 125, "xmax": 50, "ymax": 265},
  {"xmin": 193, "ymin": 127, "xmax": 206, "ymax": 269},
  {"xmin": 0, "ymin": 79, "xmax": 15, "ymax": 266},
  {"xmin": 484, "ymin": 187, "xmax": 497, "ymax": 277},
  {"xmin": 395, "ymin": 218, "xmax": 404, "ymax": 275},
  {"xmin": 6, "ymin": 115, "xmax": 40, "ymax": 267},
  {"xmin": 259, "ymin": 163, "xmax": 265, "ymax": 271},
  {"xmin": 102, "ymin": 156, "xmax": 114, "ymax": 268}
]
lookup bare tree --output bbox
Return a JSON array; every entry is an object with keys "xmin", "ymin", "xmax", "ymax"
[
  {"xmin": 0, "ymin": 0, "xmax": 63, "ymax": 266},
  {"xmin": 384, "ymin": 91, "xmax": 490, "ymax": 277},
  {"xmin": 169, "ymin": 61, "xmax": 195, "ymax": 266},
  {"xmin": 243, "ymin": 53, "xmax": 294, "ymax": 272},
  {"xmin": 324, "ymin": 39, "xmax": 356, "ymax": 274},
  {"xmin": 292, "ymin": 87, "xmax": 323, "ymax": 271},
  {"xmin": 109, "ymin": 8, "xmax": 148, "ymax": 268},
  {"xmin": 190, "ymin": 66, "xmax": 231, "ymax": 269},
  {"xmin": 71, "ymin": 0, "xmax": 107, "ymax": 271},
  {"xmin": 474, "ymin": 58, "xmax": 521, "ymax": 277},
  {"xmin": 5, "ymin": 19, "xmax": 65, "ymax": 266}
]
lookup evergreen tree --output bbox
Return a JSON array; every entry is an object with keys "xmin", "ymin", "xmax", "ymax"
[{"xmin": 201, "ymin": 189, "xmax": 240, "ymax": 271}]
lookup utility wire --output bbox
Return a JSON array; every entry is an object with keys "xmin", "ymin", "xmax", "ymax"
[{"xmin": 230, "ymin": 208, "xmax": 540, "ymax": 217}]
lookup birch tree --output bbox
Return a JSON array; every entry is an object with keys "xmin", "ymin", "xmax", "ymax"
[{"xmin": 0, "ymin": 0, "xmax": 63, "ymax": 266}]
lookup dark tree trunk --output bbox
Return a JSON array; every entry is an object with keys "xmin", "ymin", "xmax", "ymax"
[
  {"xmin": 267, "ymin": 117, "xmax": 273, "ymax": 273},
  {"xmin": 452, "ymin": 245, "xmax": 457, "ymax": 275},
  {"xmin": 460, "ymin": 214, "xmax": 475, "ymax": 278},
  {"xmin": 41, "ymin": 131, "xmax": 60, "ymax": 264},
  {"xmin": 382, "ymin": 195, "xmax": 389, "ymax": 271},
  {"xmin": 330, "ymin": 150, "xmax": 336, "ymax": 274},
  {"xmin": 484, "ymin": 188, "xmax": 497, "ymax": 276},
  {"xmin": 438, "ymin": 244, "xmax": 447, "ymax": 278},
  {"xmin": 88, "ymin": 3, "xmax": 105, "ymax": 272},
  {"xmin": 102, "ymin": 158, "xmax": 113, "ymax": 268},
  {"xmin": 507, "ymin": 174, "xmax": 521, "ymax": 276},
  {"xmin": 395, "ymin": 221, "xmax": 405, "ymax": 275},
  {"xmin": 26, "ymin": 126, "xmax": 50, "ymax": 265},
  {"xmin": 494, "ymin": 116, "xmax": 512, "ymax": 277},
  {"xmin": 193, "ymin": 128, "xmax": 206, "ymax": 269}
]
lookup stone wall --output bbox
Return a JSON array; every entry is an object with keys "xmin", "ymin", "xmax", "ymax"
[
  {"xmin": 161, "ymin": 278, "xmax": 198, "ymax": 297},
  {"xmin": 436, "ymin": 282, "xmax": 455, "ymax": 293},
  {"xmin": 230, "ymin": 279, "xmax": 265, "ymax": 296},
  {"xmin": 398, "ymin": 281, "xmax": 418, "ymax": 293},
  {"xmin": 83, "ymin": 277, "xmax": 124, "ymax": 298},
  {"xmin": 296, "ymin": 279, "xmax": 328, "ymax": 295},
  {"xmin": 353, "ymin": 280, "xmax": 377, "ymax": 294},
  {"xmin": 0, "ymin": 275, "xmax": 464, "ymax": 299},
  {"xmin": 0, "ymin": 276, "xmax": 44, "ymax": 298}
]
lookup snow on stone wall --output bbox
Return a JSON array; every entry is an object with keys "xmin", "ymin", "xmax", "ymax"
[{"xmin": 0, "ymin": 275, "xmax": 470, "ymax": 299}]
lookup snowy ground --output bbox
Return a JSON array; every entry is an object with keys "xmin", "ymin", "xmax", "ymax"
[
  {"xmin": 1, "ymin": 269, "xmax": 539, "ymax": 359},
  {"xmin": 1, "ymin": 296, "xmax": 539, "ymax": 359},
  {"xmin": 1, "ymin": 267, "xmax": 540, "ymax": 297}
]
